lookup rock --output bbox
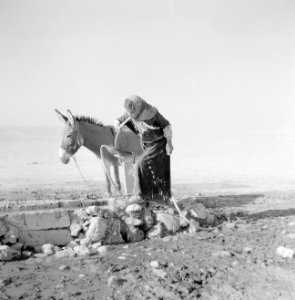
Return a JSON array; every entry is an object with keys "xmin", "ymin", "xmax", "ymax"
[
  {"xmin": 12, "ymin": 242, "xmax": 23, "ymax": 251},
  {"xmin": 288, "ymin": 222, "xmax": 295, "ymax": 226},
  {"xmin": 125, "ymin": 226, "xmax": 145, "ymax": 243},
  {"xmin": 54, "ymin": 246, "xmax": 61, "ymax": 252},
  {"xmin": 147, "ymin": 223, "xmax": 164, "ymax": 239},
  {"xmin": 7, "ymin": 235, "xmax": 18, "ymax": 244},
  {"xmin": 74, "ymin": 245, "xmax": 92, "ymax": 256},
  {"xmin": 225, "ymin": 222, "xmax": 237, "ymax": 230},
  {"xmin": 286, "ymin": 233, "xmax": 295, "ymax": 239},
  {"xmin": 86, "ymin": 205, "xmax": 101, "ymax": 216},
  {"xmin": 222, "ymin": 228, "xmax": 234, "ymax": 236},
  {"xmin": 243, "ymin": 247, "xmax": 253, "ymax": 254},
  {"xmin": 80, "ymin": 238, "xmax": 91, "ymax": 247},
  {"xmin": 276, "ymin": 246, "xmax": 294, "ymax": 259},
  {"xmin": 124, "ymin": 217, "xmax": 143, "ymax": 227},
  {"xmin": 189, "ymin": 203, "xmax": 208, "ymax": 220},
  {"xmin": 34, "ymin": 253, "xmax": 48, "ymax": 259},
  {"xmin": 70, "ymin": 209, "xmax": 89, "ymax": 223},
  {"xmin": 143, "ymin": 208, "xmax": 155, "ymax": 230},
  {"xmin": 97, "ymin": 208, "xmax": 116, "ymax": 219},
  {"xmin": 78, "ymin": 232, "xmax": 85, "ymax": 240},
  {"xmin": 152, "ymin": 269, "xmax": 167, "ymax": 279},
  {"xmin": 0, "ymin": 245, "xmax": 21, "ymax": 261},
  {"xmin": 156, "ymin": 213, "xmax": 181, "ymax": 233},
  {"xmin": 86, "ymin": 217, "xmax": 108, "ymax": 243},
  {"xmin": 70, "ymin": 223, "xmax": 82, "ymax": 237},
  {"xmin": 188, "ymin": 220, "xmax": 200, "ymax": 233},
  {"xmin": 54, "ymin": 248, "xmax": 76, "ymax": 258},
  {"xmin": 205, "ymin": 214, "xmax": 217, "ymax": 227},
  {"xmin": 103, "ymin": 219, "xmax": 124, "ymax": 245},
  {"xmin": 96, "ymin": 245, "xmax": 108, "ymax": 255},
  {"xmin": 0, "ymin": 219, "xmax": 8, "ymax": 237},
  {"xmin": 66, "ymin": 241, "xmax": 79, "ymax": 249},
  {"xmin": 41, "ymin": 244, "xmax": 55, "ymax": 256},
  {"xmin": 83, "ymin": 220, "xmax": 90, "ymax": 227},
  {"xmin": 107, "ymin": 276, "xmax": 127, "ymax": 288},
  {"xmin": 180, "ymin": 218, "xmax": 190, "ymax": 228},
  {"xmin": 212, "ymin": 251, "xmax": 231, "ymax": 258},
  {"xmin": 22, "ymin": 250, "xmax": 33, "ymax": 259},
  {"xmin": 150, "ymin": 260, "xmax": 160, "ymax": 268},
  {"xmin": 125, "ymin": 204, "xmax": 143, "ymax": 214},
  {"xmin": 60, "ymin": 265, "xmax": 71, "ymax": 271},
  {"xmin": 91, "ymin": 242, "xmax": 102, "ymax": 249},
  {"xmin": 82, "ymin": 221, "xmax": 90, "ymax": 232}
]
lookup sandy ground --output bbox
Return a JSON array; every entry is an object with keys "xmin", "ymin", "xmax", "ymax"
[{"xmin": 1, "ymin": 182, "xmax": 295, "ymax": 299}]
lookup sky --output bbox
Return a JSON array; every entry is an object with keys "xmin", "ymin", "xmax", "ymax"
[{"xmin": 0, "ymin": 0, "xmax": 294, "ymax": 132}]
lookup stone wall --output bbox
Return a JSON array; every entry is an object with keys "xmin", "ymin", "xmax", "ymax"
[{"xmin": 0, "ymin": 201, "xmax": 220, "ymax": 261}]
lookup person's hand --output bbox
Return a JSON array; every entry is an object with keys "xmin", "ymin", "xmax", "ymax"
[
  {"xmin": 114, "ymin": 120, "xmax": 122, "ymax": 133},
  {"xmin": 166, "ymin": 141, "xmax": 174, "ymax": 155}
]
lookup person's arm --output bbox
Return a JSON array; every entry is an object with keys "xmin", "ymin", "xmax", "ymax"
[
  {"xmin": 115, "ymin": 112, "xmax": 129, "ymax": 128},
  {"xmin": 154, "ymin": 112, "xmax": 173, "ymax": 155},
  {"xmin": 163, "ymin": 124, "xmax": 173, "ymax": 155},
  {"xmin": 115, "ymin": 113, "xmax": 137, "ymax": 133}
]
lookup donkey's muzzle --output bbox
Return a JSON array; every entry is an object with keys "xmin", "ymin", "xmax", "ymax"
[{"xmin": 59, "ymin": 148, "xmax": 71, "ymax": 164}]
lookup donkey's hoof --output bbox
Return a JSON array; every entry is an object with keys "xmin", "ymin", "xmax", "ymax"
[{"xmin": 104, "ymin": 192, "xmax": 112, "ymax": 199}]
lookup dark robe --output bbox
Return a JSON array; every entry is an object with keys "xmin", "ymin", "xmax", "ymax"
[{"xmin": 117, "ymin": 111, "xmax": 171, "ymax": 201}]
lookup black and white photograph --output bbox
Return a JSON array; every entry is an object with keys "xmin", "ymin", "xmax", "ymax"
[{"xmin": 0, "ymin": 0, "xmax": 295, "ymax": 299}]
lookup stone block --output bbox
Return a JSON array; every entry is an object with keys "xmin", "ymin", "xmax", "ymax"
[
  {"xmin": 19, "ymin": 229, "xmax": 72, "ymax": 247},
  {"xmin": 7, "ymin": 211, "xmax": 70, "ymax": 231}
]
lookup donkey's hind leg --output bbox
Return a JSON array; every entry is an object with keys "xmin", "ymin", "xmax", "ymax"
[
  {"xmin": 104, "ymin": 167, "xmax": 112, "ymax": 197},
  {"xmin": 113, "ymin": 161, "xmax": 121, "ymax": 193}
]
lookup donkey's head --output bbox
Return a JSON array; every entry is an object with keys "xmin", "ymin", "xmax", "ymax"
[{"xmin": 55, "ymin": 109, "xmax": 83, "ymax": 164}]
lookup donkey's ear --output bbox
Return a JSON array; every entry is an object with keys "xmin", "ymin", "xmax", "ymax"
[
  {"xmin": 67, "ymin": 109, "xmax": 76, "ymax": 127},
  {"xmin": 55, "ymin": 109, "xmax": 68, "ymax": 124}
]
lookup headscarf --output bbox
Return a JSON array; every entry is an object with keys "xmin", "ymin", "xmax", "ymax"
[{"xmin": 124, "ymin": 95, "xmax": 157, "ymax": 122}]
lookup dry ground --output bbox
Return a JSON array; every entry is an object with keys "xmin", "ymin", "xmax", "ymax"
[{"xmin": 1, "ymin": 183, "xmax": 295, "ymax": 300}]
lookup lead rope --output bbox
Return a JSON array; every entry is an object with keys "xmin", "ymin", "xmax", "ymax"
[
  {"xmin": 72, "ymin": 155, "xmax": 100, "ymax": 198},
  {"xmin": 72, "ymin": 156, "xmax": 88, "ymax": 183}
]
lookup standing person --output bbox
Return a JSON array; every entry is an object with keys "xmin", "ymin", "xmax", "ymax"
[{"xmin": 115, "ymin": 95, "xmax": 173, "ymax": 204}]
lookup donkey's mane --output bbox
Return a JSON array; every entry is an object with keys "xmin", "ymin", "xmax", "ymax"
[{"xmin": 75, "ymin": 115, "xmax": 104, "ymax": 127}]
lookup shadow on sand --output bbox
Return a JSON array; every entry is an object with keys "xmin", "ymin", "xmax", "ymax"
[
  {"xmin": 178, "ymin": 193, "xmax": 295, "ymax": 221},
  {"xmin": 247, "ymin": 209, "xmax": 295, "ymax": 220},
  {"xmin": 178, "ymin": 194, "xmax": 264, "ymax": 210}
]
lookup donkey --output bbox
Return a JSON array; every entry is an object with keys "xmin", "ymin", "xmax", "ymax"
[{"xmin": 55, "ymin": 109, "xmax": 125, "ymax": 196}]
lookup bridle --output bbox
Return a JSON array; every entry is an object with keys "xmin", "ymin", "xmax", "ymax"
[{"xmin": 62, "ymin": 123, "xmax": 84, "ymax": 156}]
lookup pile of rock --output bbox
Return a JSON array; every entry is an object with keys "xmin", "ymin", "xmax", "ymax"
[{"xmin": 0, "ymin": 201, "xmax": 221, "ymax": 262}]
